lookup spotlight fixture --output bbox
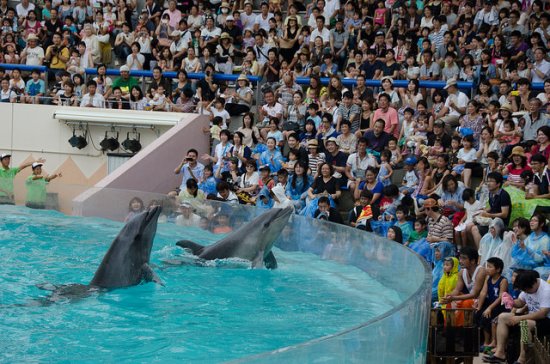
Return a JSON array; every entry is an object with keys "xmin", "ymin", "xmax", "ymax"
[
  {"xmin": 68, "ymin": 127, "xmax": 88, "ymax": 149},
  {"xmin": 100, "ymin": 129, "xmax": 120, "ymax": 152},
  {"xmin": 122, "ymin": 129, "xmax": 142, "ymax": 154}
]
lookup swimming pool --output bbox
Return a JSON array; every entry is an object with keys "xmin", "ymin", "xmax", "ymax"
[{"xmin": 1, "ymin": 200, "xmax": 431, "ymax": 363}]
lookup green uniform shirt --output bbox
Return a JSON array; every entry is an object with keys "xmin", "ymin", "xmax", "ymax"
[
  {"xmin": 0, "ymin": 167, "xmax": 20, "ymax": 199},
  {"xmin": 112, "ymin": 77, "xmax": 139, "ymax": 95},
  {"xmin": 25, "ymin": 176, "xmax": 48, "ymax": 204}
]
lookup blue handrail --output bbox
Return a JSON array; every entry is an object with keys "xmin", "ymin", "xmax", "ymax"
[
  {"xmin": 0, "ymin": 64, "xmax": 48, "ymax": 72},
  {"xmin": 0, "ymin": 63, "xmax": 544, "ymax": 90}
]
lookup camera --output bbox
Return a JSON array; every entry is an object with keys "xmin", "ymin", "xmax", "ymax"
[
  {"xmin": 186, "ymin": 157, "xmax": 193, "ymax": 161},
  {"xmin": 206, "ymin": 71, "xmax": 211, "ymax": 77}
]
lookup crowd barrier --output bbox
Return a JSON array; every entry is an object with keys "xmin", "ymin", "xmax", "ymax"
[{"xmin": 1, "ymin": 63, "xmax": 545, "ymax": 105}]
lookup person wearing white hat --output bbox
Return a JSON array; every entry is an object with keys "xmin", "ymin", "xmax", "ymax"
[
  {"xmin": 435, "ymin": 78, "xmax": 470, "ymax": 134},
  {"xmin": 25, "ymin": 162, "xmax": 62, "ymax": 209},
  {"xmin": 20, "ymin": 33, "xmax": 44, "ymax": 66},
  {"xmin": 106, "ymin": 65, "xmax": 139, "ymax": 99},
  {"xmin": 0, "ymin": 154, "xmax": 45, "ymax": 205},
  {"xmin": 175, "ymin": 202, "xmax": 201, "ymax": 227}
]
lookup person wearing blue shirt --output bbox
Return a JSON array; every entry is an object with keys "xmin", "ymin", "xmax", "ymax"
[
  {"xmin": 24, "ymin": 69, "xmax": 45, "ymax": 104},
  {"xmin": 198, "ymin": 164, "xmax": 218, "ymax": 197},
  {"xmin": 305, "ymin": 102, "xmax": 322, "ymax": 129},
  {"xmin": 259, "ymin": 137, "xmax": 284, "ymax": 173},
  {"xmin": 286, "ymin": 161, "xmax": 313, "ymax": 210},
  {"xmin": 174, "ymin": 148, "xmax": 205, "ymax": 192},
  {"xmin": 320, "ymin": 54, "xmax": 338, "ymax": 77}
]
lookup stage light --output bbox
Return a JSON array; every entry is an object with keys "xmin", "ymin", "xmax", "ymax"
[
  {"xmin": 68, "ymin": 127, "xmax": 88, "ymax": 149},
  {"xmin": 100, "ymin": 129, "xmax": 119, "ymax": 151},
  {"xmin": 122, "ymin": 130, "xmax": 142, "ymax": 154}
]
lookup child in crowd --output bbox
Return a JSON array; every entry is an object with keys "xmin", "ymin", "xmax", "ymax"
[
  {"xmin": 438, "ymin": 257, "xmax": 459, "ymax": 312},
  {"xmin": 377, "ymin": 149, "xmax": 394, "ymax": 187},
  {"xmin": 209, "ymin": 97, "xmax": 231, "ymax": 129},
  {"xmin": 496, "ymin": 119, "xmax": 521, "ymax": 151},
  {"xmin": 349, "ymin": 189, "xmax": 378, "ymax": 230},
  {"xmin": 199, "ymin": 164, "xmax": 218, "ymax": 196},
  {"xmin": 426, "ymin": 138, "xmax": 444, "ymax": 167},
  {"xmin": 387, "ymin": 226, "xmax": 403, "ymax": 244},
  {"xmin": 409, "ymin": 218, "xmax": 428, "ymax": 245},
  {"xmin": 206, "ymin": 116, "xmax": 223, "ymax": 150},
  {"xmin": 258, "ymin": 165, "xmax": 275, "ymax": 191},
  {"xmin": 399, "ymin": 107, "xmax": 415, "ymax": 147},
  {"xmin": 282, "ymin": 149, "xmax": 299, "ymax": 175},
  {"xmin": 394, "ymin": 205, "xmax": 413, "ymax": 244},
  {"xmin": 387, "ymin": 137, "xmax": 403, "ymax": 169},
  {"xmin": 125, "ymin": 197, "xmax": 145, "ymax": 222},
  {"xmin": 300, "ymin": 120, "xmax": 318, "ymax": 147},
  {"xmin": 400, "ymin": 156, "xmax": 419, "ymax": 195},
  {"xmin": 373, "ymin": 0, "xmax": 387, "ymax": 29},
  {"xmin": 455, "ymin": 188, "xmax": 484, "ymax": 249},
  {"xmin": 379, "ymin": 184, "xmax": 402, "ymax": 216},
  {"xmin": 307, "ymin": 139, "xmax": 325, "ymax": 176},
  {"xmin": 452, "ymin": 135, "xmax": 477, "ymax": 187},
  {"xmin": 267, "ymin": 117, "xmax": 283, "ymax": 146},
  {"xmin": 476, "ymin": 257, "xmax": 509, "ymax": 354},
  {"xmin": 305, "ymin": 102, "xmax": 322, "ymax": 129},
  {"xmin": 448, "ymin": 136, "xmax": 461, "ymax": 170}
]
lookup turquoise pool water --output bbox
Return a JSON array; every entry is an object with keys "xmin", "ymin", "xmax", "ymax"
[{"xmin": 0, "ymin": 206, "xmax": 403, "ymax": 363}]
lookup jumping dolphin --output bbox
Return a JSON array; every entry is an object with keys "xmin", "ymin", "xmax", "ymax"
[
  {"xmin": 176, "ymin": 207, "xmax": 293, "ymax": 269},
  {"xmin": 32, "ymin": 206, "xmax": 163, "ymax": 304}
]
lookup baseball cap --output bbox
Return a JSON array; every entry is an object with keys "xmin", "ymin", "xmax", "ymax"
[
  {"xmin": 119, "ymin": 65, "xmax": 130, "ymax": 72},
  {"xmin": 0, "ymin": 153, "xmax": 11, "ymax": 160},
  {"xmin": 32, "ymin": 162, "xmax": 43, "ymax": 169}
]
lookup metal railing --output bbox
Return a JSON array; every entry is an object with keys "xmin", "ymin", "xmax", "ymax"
[{"xmin": 1, "ymin": 63, "xmax": 545, "ymax": 109}]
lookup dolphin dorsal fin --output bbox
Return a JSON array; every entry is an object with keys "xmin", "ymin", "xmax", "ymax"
[{"xmin": 176, "ymin": 240, "xmax": 205, "ymax": 256}]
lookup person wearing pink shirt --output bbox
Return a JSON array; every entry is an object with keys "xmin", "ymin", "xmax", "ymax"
[
  {"xmin": 162, "ymin": 0, "xmax": 182, "ymax": 29},
  {"xmin": 372, "ymin": 93, "xmax": 399, "ymax": 138}
]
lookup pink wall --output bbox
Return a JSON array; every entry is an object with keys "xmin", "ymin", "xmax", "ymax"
[{"xmin": 74, "ymin": 114, "xmax": 210, "ymax": 219}]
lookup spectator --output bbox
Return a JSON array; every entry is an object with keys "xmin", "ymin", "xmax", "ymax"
[
  {"xmin": 471, "ymin": 172, "xmax": 512, "ymax": 247},
  {"xmin": 435, "ymin": 78, "xmax": 469, "ymax": 134},
  {"xmin": 424, "ymin": 198, "xmax": 454, "ymax": 245},
  {"xmin": 363, "ymin": 119, "xmax": 390, "ymax": 153},
  {"xmin": 484, "ymin": 270, "xmax": 550, "ymax": 364},
  {"xmin": 314, "ymin": 195, "xmax": 343, "ymax": 224},
  {"xmin": 79, "ymin": 80, "xmax": 105, "ymax": 108}
]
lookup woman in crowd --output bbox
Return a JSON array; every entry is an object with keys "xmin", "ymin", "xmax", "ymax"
[
  {"xmin": 202, "ymin": 129, "xmax": 232, "ymax": 174},
  {"xmin": 225, "ymin": 74, "xmax": 254, "ymax": 116},
  {"xmin": 530, "ymin": 126, "xmax": 550, "ymax": 161},
  {"xmin": 259, "ymin": 137, "xmax": 284, "ymax": 173},
  {"xmin": 229, "ymin": 131, "xmax": 252, "ymax": 173},
  {"xmin": 358, "ymin": 166, "xmax": 384, "ymax": 206},
  {"xmin": 237, "ymin": 112, "xmax": 260, "ymax": 149},
  {"xmin": 286, "ymin": 161, "xmax": 313, "ymax": 210},
  {"xmin": 503, "ymin": 146, "xmax": 532, "ymax": 189}
]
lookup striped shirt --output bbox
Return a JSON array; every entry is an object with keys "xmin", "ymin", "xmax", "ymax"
[
  {"xmin": 308, "ymin": 152, "xmax": 326, "ymax": 176},
  {"xmin": 427, "ymin": 214, "xmax": 454, "ymax": 242}
]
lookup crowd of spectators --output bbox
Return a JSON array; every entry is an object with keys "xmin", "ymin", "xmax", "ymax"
[{"xmin": 1, "ymin": 0, "xmax": 550, "ymax": 362}]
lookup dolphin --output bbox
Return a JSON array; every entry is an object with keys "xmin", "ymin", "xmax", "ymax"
[
  {"xmin": 176, "ymin": 207, "xmax": 293, "ymax": 269},
  {"xmin": 31, "ymin": 206, "xmax": 163, "ymax": 304}
]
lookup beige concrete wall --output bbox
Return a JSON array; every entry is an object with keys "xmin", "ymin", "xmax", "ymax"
[
  {"xmin": 0, "ymin": 103, "xmax": 207, "ymax": 213},
  {"xmin": 74, "ymin": 114, "xmax": 210, "ymax": 220}
]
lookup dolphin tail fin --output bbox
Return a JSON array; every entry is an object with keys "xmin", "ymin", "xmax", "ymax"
[
  {"xmin": 263, "ymin": 251, "xmax": 278, "ymax": 270},
  {"xmin": 176, "ymin": 240, "xmax": 205, "ymax": 256},
  {"xmin": 142, "ymin": 263, "xmax": 165, "ymax": 286}
]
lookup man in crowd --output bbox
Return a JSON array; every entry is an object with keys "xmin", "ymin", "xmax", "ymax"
[
  {"xmin": 174, "ymin": 148, "xmax": 204, "ymax": 192},
  {"xmin": 484, "ymin": 270, "xmax": 550, "ymax": 363}
]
